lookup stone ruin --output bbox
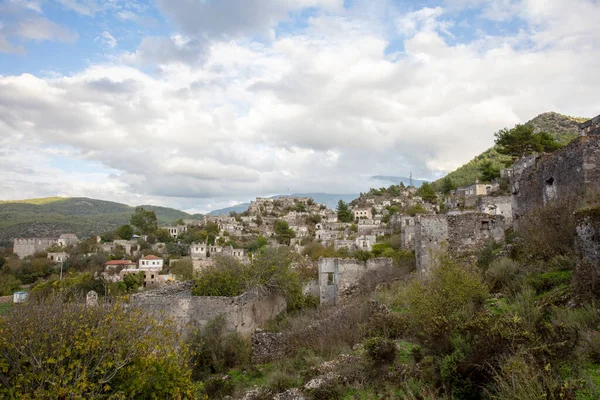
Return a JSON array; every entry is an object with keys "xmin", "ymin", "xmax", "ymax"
[
  {"xmin": 130, "ymin": 281, "xmax": 287, "ymax": 338},
  {"xmin": 414, "ymin": 213, "xmax": 506, "ymax": 272},
  {"xmin": 511, "ymin": 134, "xmax": 600, "ymax": 228},
  {"xmin": 318, "ymin": 257, "xmax": 395, "ymax": 306},
  {"xmin": 86, "ymin": 290, "xmax": 98, "ymax": 307}
]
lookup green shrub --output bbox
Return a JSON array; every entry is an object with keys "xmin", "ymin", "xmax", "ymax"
[
  {"xmin": 0, "ymin": 296, "xmax": 193, "ymax": 399},
  {"xmin": 189, "ymin": 315, "xmax": 251, "ymax": 380},
  {"xmin": 363, "ymin": 337, "xmax": 397, "ymax": 365},
  {"xmin": 395, "ymin": 256, "xmax": 488, "ymax": 345},
  {"xmin": 266, "ymin": 370, "xmax": 300, "ymax": 394},
  {"xmin": 201, "ymin": 375, "xmax": 234, "ymax": 399},
  {"xmin": 485, "ymin": 258, "xmax": 522, "ymax": 294}
]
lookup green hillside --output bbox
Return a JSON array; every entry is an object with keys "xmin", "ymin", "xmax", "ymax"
[
  {"xmin": 434, "ymin": 112, "xmax": 587, "ymax": 189},
  {"xmin": 0, "ymin": 197, "xmax": 202, "ymax": 246}
]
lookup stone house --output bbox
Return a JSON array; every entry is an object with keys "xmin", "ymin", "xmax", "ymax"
[
  {"xmin": 477, "ymin": 196, "xmax": 513, "ymax": 227},
  {"xmin": 353, "ymin": 208, "xmax": 372, "ymax": 220},
  {"xmin": 318, "ymin": 258, "xmax": 394, "ymax": 305},
  {"xmin": 511, "ymin": 132, "xmax": 600, "ymax": 228},
  {"xmin": 190, "ymin": 242, "xmax": 208, "ymax": 260},
  {"xmin": 166, "ymin": 225, "xmax": 187, "ymax": 238},
  {"xmin": 57, "ymin": 233, "xmax": 79, "ymax": 247},
  {"xmin": 104, "ymin": 259, "xmax": 137, "ymax": 270},
  {"xmin": 139, "ymin": 255, "xmax": 164, "ymax": 270},
  {"xmin": 414, "ymin": 213, "xmax": 505, "ymax": 272},
  {"xmin": 47, "ymin": 252, "xmax": 68, "ymax": 263}
]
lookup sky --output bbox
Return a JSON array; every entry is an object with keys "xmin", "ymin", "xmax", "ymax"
[{"xmin": 0, "ymin": 0, "xmax": 599, "ymax": 214}]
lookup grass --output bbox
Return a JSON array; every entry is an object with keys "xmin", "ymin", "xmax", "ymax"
[
  {"xmin": 0, "ymin": 197, "xmax": 66, "ymax": 205},
  {"xmin": 0, "ymin": 303, "xmax": 12, "ymax": 315}
]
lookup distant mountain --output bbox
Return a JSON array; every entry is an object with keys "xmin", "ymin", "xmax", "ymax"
[
  {"xmin": 208, "ymin": 193, "xmax": 360, "ymax": 216},
  {"xmin": 433, "ymin": 112, "xmax": 588, "ymax": 189},
  {"xmin": 370, "ymin": 175, "xmax": 427, "ymax": 188},
  {"xmin": 0, "ymin": 197, "xmax": 202, "ymax": 246}
]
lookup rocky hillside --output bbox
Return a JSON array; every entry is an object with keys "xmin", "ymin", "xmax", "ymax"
[
  {"xmin": 0, "ymin": 197, "xmax": 201, "ymax": 246},
  {"xmin": 433, "ymin": 112, "xmax": 588, "ymax": 189}
]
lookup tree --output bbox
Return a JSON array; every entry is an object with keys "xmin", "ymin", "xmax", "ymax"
[
  {"xmin": 117, "ymin": 224, "xmax": 134, "ymax": 240},
  {"xmin": 494, "ymin": 124, "xmax": 563, "ymax": 159},
  {"xmin": 155, "ymin": 228, "xmax": 174, "ymax": 243},
  {"xmin": 129, "ymin": 207, "xmax": 158, "ymax": 235},
  {"xmin": 123, "ymin": 272, "xmax": 144, "ymax": 292},
  {"xmin": 441, "ymin": 176, "xmax": 457, "ymax": 195},
  {"xmin": 170, "ymin": 259, "xmax": 194, "ymax": 281},
  {"xmin": 479, "ymin": 160, "xmax": 501, "ymax": 182},
  {"xmin": 417, "ymin": 182, "xmax": 437, "ymax": 204},
  {"xmin": 337, "ymin": 200, "xmax": 354, "ymax": 223},
  {"xmin": 273, "ymin": 219, "xmax": 296, "ymax": 245},
  {"xmin": 0, "ymin": 274, "xmax": 21, "ymax": 296}
]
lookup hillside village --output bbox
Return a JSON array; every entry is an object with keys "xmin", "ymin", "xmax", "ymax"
[{"xmin": 2, "ymin": 112, "xmax": 600, "ymax": 399}]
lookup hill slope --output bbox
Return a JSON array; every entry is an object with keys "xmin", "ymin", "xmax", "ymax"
[
  {"xmin": 434, "ymin": 112, "xmax": 587, "ymax": 189},
  {"xmin": 0, "ymin": 197, "xmax": 201, "ymax": 246}
]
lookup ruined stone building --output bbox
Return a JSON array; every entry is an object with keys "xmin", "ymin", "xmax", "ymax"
[
  {"xmin": 580, "ymin": 114, "xmax": 600, "ymax": 136},
  {"xmin": 47, "ymin": 252, "xmax": 68, "ymax": 263},
  {"xmin": 13, "ymin": 238, "xmax": 57, "ymax": 259},
  {"xmin": 352, "ymin": 208, "xmax": 372, "ymax": 220},
  {"xmin": 165, "ymin": 225, "xmax": 187, "ymax": 238},
  {"xmin": 477, "ymin": 196, "xmax": 513, "ymax": 227},
  {"xmin": 389, "ymin": 214, "xmax": 416, "ymax": 250},
  {"xmin": 318, "ymin": 257, "xmax": 394, "ymax": 305},
  {"xmin": 511, "ymin": 133, "xmax": 600, "ymax": 227},
  {"xmin": 12, "ymin": 233, "xmax": 79, "ymax": 259},
  {"xmin": 414, "ymin": 213, "xmax": 505, "ymax": 272}
]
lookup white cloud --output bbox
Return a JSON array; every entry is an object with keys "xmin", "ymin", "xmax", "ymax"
[
  {"xmin": 155, "ymin": 0, "xmax": 344, "ymax": 38},
  {"xmin": 54, "ymin": 0, "xmax": 102, "ymax": 16},
  {"xmin": 1, "ymin": 1, "xmax": 600, "ymax": 211},
  {"xmin": 16, "ymin": 17, "xmax": 78, "ymax": 42},
  {"xmin": 99, "ymin": 30, "xmax": 117, "ymax": 48}
]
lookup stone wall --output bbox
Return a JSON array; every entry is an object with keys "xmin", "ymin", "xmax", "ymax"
[
  {"xmin": 580, "ymin": 114, "xmax": 600, "ymax": 136},
  {"xmin": 512, "ymin": 136, "xmax": 600, "ymax": 228},
  {"xmin": 415, "ymin": 213, "xmax": 505, "ymax": 272},
  {"xmin": 477, "ymin": 196, "xmax": 513, "ymax": 227},
  {"xmin": 13, "ymin": 238, "xmax": 57, "ymax": 259},
  {"xmin": 131, "ymin": 282, "xmax": 287, "ymax": 338},
  {"xmin": 414, "ymin": 215, "xmax": 448, "ymax": 273},
  {"xmin": 318, "ymin": 258, "xmax": 394, "ymax": 305},
  {"xmin": 575, "ymin": 207, "xmax": 600, "ymax": 265}
]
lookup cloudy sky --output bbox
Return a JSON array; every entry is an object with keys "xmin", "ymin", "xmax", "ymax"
[{"xmin": 0, "ymin": 0, "xmax": 599, "ymax": 213}]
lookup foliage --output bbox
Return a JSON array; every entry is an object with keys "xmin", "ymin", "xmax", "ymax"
[
  {"xmin": 416, "ymin": 182, "xmax": 437, "ymax": 204},
  {"xmin": 395, "ymin": 256, "xmax": 488, "ymax": 343},
  {"xmin": 440, "ymin": 176, "xmax": 456, "ymax": 195},
  {"xmin": 485, "ymin": 258, "xmax": 522, "ymax": 294},
  {"xmin": 479, "ymin": 160, "xmax": 501, "ymax": 182},
  {"xmin": 188, "ymin": 315, "xmax": 251, "ymax": 380},
  {"xmin": 407, "ymin": 204, "xmax": 428, "ymax": 216},
  {"xmin": 129, "ymin": 206, "xmax": 158, "ymax": 235},
  {"xmin": 363, "ymin": 337, "xmax": 397, "ymax": 365},
  {"xmin": 116, "ymin": 224, "xmax": 134, "ymax": 240},
  {"xmin": 0, "ymin": 296, "xmax": 193, "ymax": 399},
  {"xmin": 0, "ymin": 274, "xmax": 21, "ymax": 296},
  {"xmin": 274, "ymin": 219, "xmax": 296, "ymax": 245},
  {"xmin": 336, "ymin": 200, "xmax": 354, "ymax": 223},
  {"xmin": 123, "ymin": 271, "xmax": 145, "ymax": 292},
  {"xmin": 494, "ymin": 124, "xmax": 563, "ymax": 159},
  {"xmin": 170, "ymin": 259, "xmax": 194, "ymax": 281},
  {"xmin": 193, "ymin": 247, "xmax": 311, "ymax": 311}
]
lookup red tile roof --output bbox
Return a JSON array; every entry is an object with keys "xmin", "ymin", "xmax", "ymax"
[
  {"xmin": 105, "ymin": 259, "xmax": 136, "ymax": 266},
  {"xmin": 140, "ymin": 255, "xmax": 163, "ymax": 260}
]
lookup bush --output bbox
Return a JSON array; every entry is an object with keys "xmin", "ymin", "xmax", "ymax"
[
  {"xmin": 201, "ymin": 375, "xmax": 234, "ymax": 399},
  {"xmin": 485, "ymin": 258, "xmax": 522, "ymax": 294},
  {"xmin": 189, "ymin": 315, "xmax": 251, "ymax": 380},
  {"xmin": 0, "ymin": 274, "xmax": 20, "ymax": 296},
  {"xmin": 0, "ymin": 296, "xmax": 193, "ymax": 398},
  {"xmin": 363, "ymin": 337, "xmax": 397, "ymax": 365},
  {"xmin": 395, "ymin": 256, "xmax": 488, "ymax": 345}
]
